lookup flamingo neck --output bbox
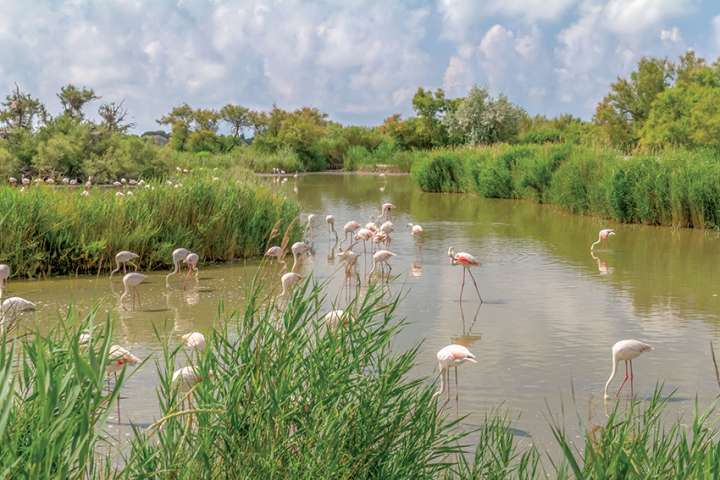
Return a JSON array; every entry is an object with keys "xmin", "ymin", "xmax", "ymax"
[
  {"xmin": 604, "ymin": 357, "xmax": 618, "ymax": 398},
  {"xmin": 590, "ymin": 239, "xmax": 601, "ymax": 251}
]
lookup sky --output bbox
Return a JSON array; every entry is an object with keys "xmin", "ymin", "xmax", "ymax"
[{"xmin": 1, "ymin": 0, "xmax": 719, "ymax": 132}]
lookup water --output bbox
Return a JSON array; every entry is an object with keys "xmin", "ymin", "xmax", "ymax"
[{"xmin": 6, "ymin": 173, "xmax": 720, "ymax": 450}]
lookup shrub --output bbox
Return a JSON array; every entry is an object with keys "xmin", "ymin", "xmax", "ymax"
[{"xmin": 412, "ymin": 153, "xmax": 467, "ymax": 192}]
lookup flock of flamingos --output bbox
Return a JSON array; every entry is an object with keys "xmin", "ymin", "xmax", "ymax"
[{"xmin": 0, "ymin": 199, "xmax": 651, "ymax": 420}]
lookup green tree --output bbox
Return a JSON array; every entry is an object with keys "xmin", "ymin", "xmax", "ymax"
[
  {"xmin": 220, "ymin": 104, "xmax": 251, "ymax": 142},
  {"xmin": 593, "ymin": 57, "xmax": 673, "ymax": 151},
  {"xmin": 57, "ymin": 84, "xmax": 99, "ymax": 119},
  {"xmin": 412, "ymin": 87, "xmax": 451, "ymax": 146},
  {"xmin": 157, "ymin": 104, "xmax": 194, "ymax": 151},
  {"xmin": 0, "ymin": 84, "xmax": 47, "ymax": 131},
  {"xmin": 98, "ymin": 101, "xmax": 133, "ymax": 132}
]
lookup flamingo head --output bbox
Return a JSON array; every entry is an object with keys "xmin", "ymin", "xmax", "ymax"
[{"xmin": 447, "ymin": 247, "xmax": 455, "ymax": 259}]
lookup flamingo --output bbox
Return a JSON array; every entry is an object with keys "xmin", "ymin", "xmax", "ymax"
[
  {"xmin": 326, "ymin": 215, "xmax": 338, "ymax": 242},
  {"xmin": 107, "ymin": 345, "xmax": 140, "ymax": 421},
  {"xmin": 448, "ymin": 247, "xmax": 482, "ymax": 303},
  {"xmin": 591, "ymin": 228, "xmax": 616, "ymax": 251},
  {"xmin": 9, "ymin": 177, "xmax": 17, "ymax": 187},
  {"xmin": 343, "ymin": 221, "xmax": 361, "ymax": 246},
  {"xmin": 278, "ymin": 272, "xmax": 302, "ymax": 301},
  {"xmin": 305, "ymin": 214, "xmax": 316, "ymax": 240},
  {"xmin": 380, "ymin": 221, "xmax": 394, "ymax": 245},
  {"xmin": 408, "ymin": 223, "xmax": 424, "ymax": 238},
  {"xmin": 0, "ymin": 296, "xmax": 36, "ymax": 330},
  {"xmin": 365, "ymin": 218, "xmax": 379, "ymax": 233},
  {"xmin": 172, "ymin": 366, "xmax": 203, "ymax": 410},
  {"xmin": 166, "ymin": 248, "xmax": 190, "ymax": 287},
  {"xmin": 120, "ymin": 272, "xmax": 146, "ymax": 311},
  {"xmin": 379, "ymin": 202, "xmax": 394, "ymax": 221},
  {"xmin": 265, "ymin": 246, "xmax": 286, "ymax": 269},
  {"xmin": 354, "ymin": 228, "xmax": 373, "ymax": 256},
  {"xmin": 181, "ymin": 332, "xmax": 206, "ymax": 351},
  {"xmin": 110, "ymin": 251, "xmax": 140, "ymax": 279},
  {"xmin": 290, "ymin": 241, "xmax": 310, "ymax": 273},
  {"xmin": 0, "ymin": 263, "xmax": 10, "ymax": 296},
  {"xmin": 338, "ymin": 247, "xmax": 360, "ymax": 280},
  {"xmin": 369, "ymin": 249, "xmax": 395, "ymax": 280},
  {"xmin": 433, "ymin": 344, "xmax": 477, "ymax": 400},
  {"xmin": 324, "ymin": 309, "xmax": 351, "ymax": 330},
  {"xmin": 183, "ymin": 252, "xmax": 199, "ymax": 279},
  {"xmin": 604, "ymin": 339, "xmax": 652, "ymax": 399}
]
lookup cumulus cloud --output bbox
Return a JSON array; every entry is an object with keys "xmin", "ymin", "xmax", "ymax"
[{"xmin": 660, "ymin": 27, "xmax": 682, "ymax": 44}]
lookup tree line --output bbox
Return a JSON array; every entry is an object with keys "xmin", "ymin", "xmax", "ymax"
[{"xmin": 1, "ymin": 51, "xmax": 719, "ymax": 180}]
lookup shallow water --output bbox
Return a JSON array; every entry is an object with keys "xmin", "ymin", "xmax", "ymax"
[{"xmin": 6, "ymin": 173, "xmax": 720, "ymax": 451}]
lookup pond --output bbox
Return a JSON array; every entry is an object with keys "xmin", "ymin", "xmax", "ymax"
[{"xmin": 6, "ymin": 173, "xmax": 720, "ymax": 450}]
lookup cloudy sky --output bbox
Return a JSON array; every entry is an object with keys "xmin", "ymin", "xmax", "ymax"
[{"xmin": 1, "ymin": 0, "xmax": 718, "ymax": 132}]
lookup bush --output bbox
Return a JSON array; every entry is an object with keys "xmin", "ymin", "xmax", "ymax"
[{"xmin": 412, "ymin": 152, "xmax": 467, "ymax": 192}]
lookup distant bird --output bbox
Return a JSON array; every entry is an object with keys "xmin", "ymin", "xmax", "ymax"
[
  {"xmin": 448, "ymin": 247, "xmax": 482, "ymax": 303},
  {"xmin": 78, "ymin": 330, "xmax": 92, "ymax": 346},
  {"xmin": 604, "ymin": 339, "xmax": 652, "ymax": 399},
  {"xmin": 166, "ymin": 248, "xmax": 190, "ymax": 287},
  {"xmin": 81, "ymin": 189, "xmax": 90, "ymax": 197},
  {"xmin": 380, "ymin": 202, "xmax": 394, "ymax": 221},
  {"xmin": 265, "ymin": 245, "xmax": 286, "ymax": 269},
  {"xmin": 110, "ymin": 251, "xmax": 140, "ymax": 279},
  {"xmin": 433, "ymin": 344, "xmax": 477, "ymax": 400},
  {"xmin": 591, "ymin": 228, "xmax": 616, "ymax": 251},
  {"xmin": 408, "ymin": 223, "xmax": 424, "ymax": 238},
  {"xmin": 45, "ymin": 177, "xmax": 55, "ymax": 185},
  {"xmin": 365, "ymin": 218, "xmax": 379, "ymax": 233},
  {"xmin": 62, "ymin": 177, "xmax": 70, "ymax": 185},
  {"xmin": 21, "ymin": 177, "xmax": 30, "ymax": 186},
  {"xmin": 343, "ymin": 221, "xmax": 361, "ymax": 246},
  {"xmin": 8, "ymin": 177, "xmax": 17, "ymax": 186},
  {"xmin": 107, "ymin": 345, "xmax": 140, "ymax": 421},
  {"xmin": 183, "ymin": 252, "xmax": 199, "ymax": 279},
  {"xmin": 181, "ymin": 332, "xmax": 206, "ymax": 351},
  {"xmin": 380, "ymin": 221, "xmax": 394, "ymax": 245},
  {"xmin": 326, "ymin": 215, "xmax": 338, "ymax": 242},
  {"xmin": 354, "ymin": 228, "xmax": 373, "ymax": 255},
  {"xmin": 172, "ymin": 366, "xmax": 203, "ymax": 409},
  {"xmin": 0, "ymin": 296, "xmax": 36, "ymax": 329},
  {"xmin": 305, "ymin": 214, "xmax": 316, "ymax": 240},
  {"xmin": 290, "ymin": 242, "xmax": 310, "ymax": 273},
  {"xmin": 324, "ymin": 309, "xmax": 351, "ymax": 329},
  {"xmin": 278, "ymin": 272, "xmax": 302, "ymax": 301},
  {"xmin": 120, "ymin": 272, "xmax": 146, "ymax": 311},
  {"xmin": 369, "ymin": 249, "xmax": 395, "ymax": 280},
  {"xmin": 0, "ymin": 263, "xmax": 10, "ymax": 296},
  {"xmin": 338, "ymin": 247, "xmax": 360, "ymax": 280}
]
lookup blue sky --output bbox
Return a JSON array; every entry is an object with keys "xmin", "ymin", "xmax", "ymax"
[{"xmin": 1, "ymin": 0, "xmax": 719, "ymax": 132}]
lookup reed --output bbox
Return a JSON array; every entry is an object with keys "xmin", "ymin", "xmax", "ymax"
[
  {"xmin": 0, "ymin": 173, "xmax": 300, "ymax": 278},
  {"xmin": 410, "ymin": 144, "xmax": 720, "ymax": 230}
]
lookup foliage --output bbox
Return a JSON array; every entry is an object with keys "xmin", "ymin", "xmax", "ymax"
[
  {"xmin": 57, "ymin": 84, "xmax": 100, "ymax": 119},
  {"xmin": 412, "ymin": 152, "xmax": 467, "ymax": 192},
  {"xmin": 0, "ymin": 174, "xmax": 300, "ymax": 278}
]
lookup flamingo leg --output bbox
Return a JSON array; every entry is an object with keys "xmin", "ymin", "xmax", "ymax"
[
  {"xmin": 115, "ymin": 372, "xmax": 120, "ymax": 422},
  {"xmin": 467, "ymin": 269, "xmax": 483, "ymax": 303},
  {"xmin": 617, "ymin": 360, "xmax": 629, "ymax": 396},
  {"xmin": 454, "ymin": 366, "xmax": 459, "ymax": 401},
  {"xmin": 123, "ymin": 263, "xmax": 127, "ymax": 274},
  {"xmin": 630, "ymin": 360, "xmax": 634, "ymax": 397},
  {"xmin": 459, "ymin": 268, "xmax": 466, "ymax": 303},
  {"xmin": 129, "ymin": 261, "xmax": 138, "ymax": 271}
]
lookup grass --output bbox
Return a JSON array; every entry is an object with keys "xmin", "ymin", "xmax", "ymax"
[
  {"xmin": 163, "ymin": 145, "xmax": 303, "ymax": 174},
  {"xmin": 2, "ymin": 281, "xmax": 720, "ymax": 478},
  {"xmin": 410, "ymin": 144, "xmax": 720, "ymax": 230},
  {"xmin": 0, "ymin": 173, "xmax": 300, "ymax": 278}
]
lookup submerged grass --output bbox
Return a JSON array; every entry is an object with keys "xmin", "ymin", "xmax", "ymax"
[
  {"xmin": 0, "ymin": 173, "xmax": 300, "ymax": 278},
  {"xmin": 411, "ymin": 144, "xmax": 720, "ymax": 230},
  {"xmin": 3, "ymin": 281, "xmax": 720, "ymax": 478}
]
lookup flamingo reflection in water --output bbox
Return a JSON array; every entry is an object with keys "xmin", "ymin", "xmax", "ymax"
[{"xmin": 590, "ymin": 251, "xmax": 612, "ymax": 275}]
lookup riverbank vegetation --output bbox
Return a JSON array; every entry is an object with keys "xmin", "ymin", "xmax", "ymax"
[
  {"xmin": 3, "ymin": 51, "xmax": 719, "ymax": 182},
  {"xmin": 411, "ymin": 144, "xmax": 720, "ymax": 229},
  {"xmin": 0, "ymin": 174, "xmax": 300, "ymax": 278},
  {"xmin": 3, "ymin": 283, "xmax": 720, "ymax": 478}
]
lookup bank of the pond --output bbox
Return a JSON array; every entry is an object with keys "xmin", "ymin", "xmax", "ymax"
[
  {"xmin": 0, "ymin": 175, "xmax": 300, "ymax": 278},
  {"xmin": 4, "ymin": 283, "xmax": 720, "ymax": 479},
  {"xmin": 410, "ymin": 144, "xmax": 720, "ymax": 230}
]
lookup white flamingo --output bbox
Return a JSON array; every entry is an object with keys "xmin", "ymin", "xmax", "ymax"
[
  {"xmin": 120, "ymin": 273, "xmax": 146, "ymax": 311},
  {"xmin": 166, "ymin": 248, "xmax": 190, "ymax": 287},
  {"xmin": 591, "ymin": 229, "xmax": 616, "ymax": 251},
  {"xmin": 433, "ymin": 344, "xmax": 477, "ymax": 400},
  {"xmin": 604, "ymin": 339, "xmax": 652, "ymax": 399},
  {"xmin": 110, "ymin": 251, "xmax": 139, "ymax": 279}
]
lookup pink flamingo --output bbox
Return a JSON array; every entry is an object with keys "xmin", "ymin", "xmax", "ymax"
[
  {"xmin": 604, "ymin": 339, "xmax": 652, "ymax": 399},
  {"xmin": 110, "ymin": 251, "xmax": 139, "ymax": 279},
  {"xmin": 166, "ymin": 248, "xmax": 190, "ymax": 287},
  {"xmin": 181, "ymin": 331, "xmax": 206, "ymax": 351},
  {"xmin": 379, "ymin": 202, "xmax": 394, "ymax": 221},
  {"xmin": 448, "ymin": 247, "xmax": 482, "ymax": 303},
  {"xmin": 343, "ymin": 221, "xmax": 361, "ymax": 247},
  {"xmin": 0, "ymin": 264, "xmax": 10, "ymax": 297},
  {"xmin": 326, "ymin": 215, "xmax": 338, "ymax": 242},
  {"xmin": 369, "ymin": 249, "xmax": 395, "ymax": 281},
  {"xmin": 354, "ymin": 228, "xmax": 373, "ymax": 256},
  {"xmin": 591, "ymin": 228, "xmax": 615, "ymax": 251},
  {"xmin": 433, "ymin": 344, "xmax": 477, "ymax": 400},
  {"xmin": 278, "ymin": 272, "xmax": 302, "ymax": 301},
  {"xmin": 120, "ymin": 272, "xmax": 146, "ymax": 311},
  {"xmin": 107, "ymin": 345, "xmax": 140, "ymax": 421},
  {"xmin": 183, "ymin": 252, "xmax": 199, "ymax": 279},
  {"xmin": 265, "ymin": 246, "xmax": 287, "ymax": 269}
]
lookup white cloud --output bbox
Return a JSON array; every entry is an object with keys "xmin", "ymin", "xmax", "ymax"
[
  {"xmin": 602, "ymin": 0, "xmax": 693, "ymax": 34},
  {"xmin": 660, "ymin": 26, "xmax": 682, "ymax": 44}
]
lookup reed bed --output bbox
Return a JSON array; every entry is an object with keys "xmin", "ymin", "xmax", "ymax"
[
  {"xmin": 0, "ymin": 174, "xmax": 300, "ymax": 278},
  {"xmin": 411, "ymin": 144, "xmax": 720, "ymax": 230},
  {"xmin": 2, "ymin": 283, "xmax": 720, "ymax": 478}
]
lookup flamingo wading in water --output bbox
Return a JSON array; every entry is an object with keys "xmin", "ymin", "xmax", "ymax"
[
  {"xmin": 604, "ymin": 339, "xmax": 652, "ymax": 399},
  {"xmin": 120, "ymin": 273, "xmax": 146, "ymax": 311},
  {"xmin": 448, "ymin": 247, "xmax": 482, "ymax": 303},
  {"xmin": 433, "ymin": 344, "xmax": 477, "ymax": 400},
  {"xmin": 110, "ymin": 251, "xmax": 139, "ymax": 279},
  {"xmin": 369, "ymin": 249, "xmax": 395, "ymax": 281},
  {"xmin": 265, "ymin": 246, "xmax": 286, "ymax": 269},
  {"xmin": 326, "ymin": 215, "xmax": 338, "ymax": 242},
  {"xmin": 107, "ymin": 345, "xmax": 140, "ymax": 421},
  {"xmin": 278, "ymin": 272, "xmax": 302, "ymax": 301},
  {"xmin": 0, "ymin": 264, "xmax": 10, "ymax": 297},
  {"xmin": 591, "ymin": 229, "xmax": 615, "ymax": 251},
  {"xmin": 183, "ymin": 253, "xmax": 199, "ymax": 280},
  {"xmin": 166, "ymin": 248, "xmax": 190, "ymax": 287}
]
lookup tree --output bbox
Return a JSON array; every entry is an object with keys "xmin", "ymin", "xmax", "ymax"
[
  {"xmin": 443, "ymin": 86, "xmax": 524, "ymax": 145},
  {"xmin": 157, "ymin": 104, "xmax": 194, "ymax": 151},
  {"xmin": 98, "ymin": 101, "xmax": 134, "ymax": 132},
  {"xmin": 412, "ymin": 87, "xmax": 451, "ymax": 146},
  {"xmin": 0, "ymin": 84, "xmax": 47, "ymax": 131},
  {"xmin": 593, "ymin": 57, "xmax": 673, "ymax": 151},
  {"xmin": 220, "ymin": 104, "xmax": 251, "ymax": 142},
  {"xmin": 57, "ymin": 84, "xmax": 99, "ymax": 119}
]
